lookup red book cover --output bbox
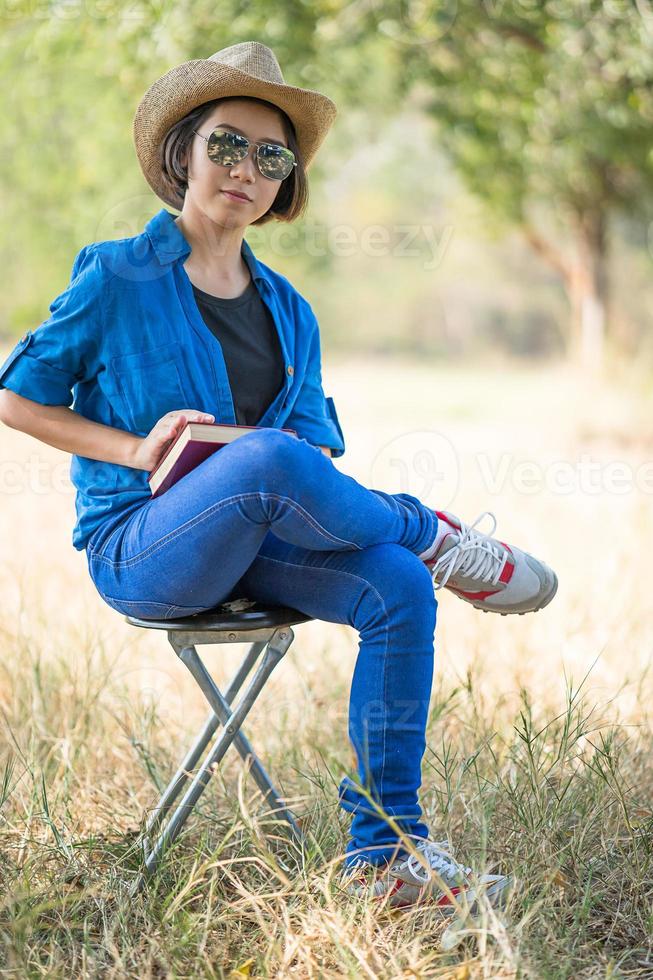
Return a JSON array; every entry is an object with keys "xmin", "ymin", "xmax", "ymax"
[{"xmin": 148, "ymin": 421, "xmax": 298, "ymax": 498}]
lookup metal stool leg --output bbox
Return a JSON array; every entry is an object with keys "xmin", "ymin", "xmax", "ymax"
[
  {"xmin": 178, "ymin": 647, "xmax": 304, "ymax": 841},
  {"xmin": 137, "ymin": 626, "xmax": 295, "ymax": 883},
  {"xmin": 143, "ymin": 641, "xmax": 267, "ymax": 844}
]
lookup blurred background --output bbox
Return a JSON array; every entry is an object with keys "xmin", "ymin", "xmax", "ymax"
[
  {"xmin": 1, "ymin": 3, "xmax": 653, "ymax": 975},
  {"xmin": 2, "ymin": 0, "xmax": 653, "ymax": 372}
]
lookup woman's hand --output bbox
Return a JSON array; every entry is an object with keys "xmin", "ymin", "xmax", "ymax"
[{"xmin": 129, "ymin": 409, "xmax": 215, "ymax": 471}]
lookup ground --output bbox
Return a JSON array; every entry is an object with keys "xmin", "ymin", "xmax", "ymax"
[{"xmin": 0, "ymin": 352, "xmax": 651, "ymax": 978}]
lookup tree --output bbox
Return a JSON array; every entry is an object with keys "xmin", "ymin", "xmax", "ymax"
[{"xmin": 382, "ymin": 0, "xmax": 653, "ymax": 372}]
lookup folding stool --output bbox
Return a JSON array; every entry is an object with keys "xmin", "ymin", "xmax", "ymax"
[{"xmin": 123, "ymin": 597, "xmax": 313, "ymax": 892}]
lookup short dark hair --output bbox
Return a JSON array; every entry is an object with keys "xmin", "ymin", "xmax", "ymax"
[{"xmin": 159, "ymin": 96, "xmax": 309, "ymax": 224}]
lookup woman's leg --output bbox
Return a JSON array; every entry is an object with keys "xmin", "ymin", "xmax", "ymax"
[
  {"xmin": 234, "ymin": 530, "xmax": 439, "ymax": 868},
  {"xmin": 86, "ymin": 428, "xmax": 439, "ymax": 864},
  {"xmin": 86, "ymin": 428, "xmax": 438, "ymax": 616}
]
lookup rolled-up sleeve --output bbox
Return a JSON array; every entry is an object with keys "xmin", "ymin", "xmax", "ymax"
[
  {"xmin": 0, "ymin": 244, "xmax": 104, "ymax": 407},
  {"xmin": 284, "ymin": 309, "xmax": 346, "ymax": 458}
]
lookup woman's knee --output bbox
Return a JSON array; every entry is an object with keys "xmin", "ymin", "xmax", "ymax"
[
  {"xmin": 352, "ymin": 543, "xmax": 438, "ymax": 631},
  {"xmin": 372, "ymin": 542, "xmax": 437, "ymax": 595},
  {"xmin": 205, "ymin": 426, "xmax": 305, "ymax": 487}
]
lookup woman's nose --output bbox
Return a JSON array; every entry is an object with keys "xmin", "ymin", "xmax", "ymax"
[{"xmin": 230, "ymin": 146, "xmax": 258, "ymax": 178}]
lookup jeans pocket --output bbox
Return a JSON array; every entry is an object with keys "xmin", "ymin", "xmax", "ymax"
[
  {"xmin": 98, "ymin": 594, "xmax": 208, "ymax": 620},
  {"xmin": 86, "ymin": 506, "xmax": 143, "ymax": 561}
]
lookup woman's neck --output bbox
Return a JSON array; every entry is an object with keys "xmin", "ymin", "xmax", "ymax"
[{"xmin": 174, "ymin": 211, "xmax": 246, "ymax": 282}]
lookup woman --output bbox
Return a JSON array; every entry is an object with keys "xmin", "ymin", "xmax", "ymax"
[{"xmin": 0, "ymin": 41, "xmax": 557, "ymax": 910}]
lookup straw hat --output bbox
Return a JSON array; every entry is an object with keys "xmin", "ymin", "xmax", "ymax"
[{"xmin": 133, "ymin": 40, "xmax": 338, "ymax": 210}]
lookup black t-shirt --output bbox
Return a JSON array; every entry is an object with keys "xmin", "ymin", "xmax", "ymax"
[{"xmin": 191, "ymin": 278, "xmax": 286, "ymax": 426}]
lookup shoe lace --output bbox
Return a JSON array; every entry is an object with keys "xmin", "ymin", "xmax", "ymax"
[
  {"xmin": 403, "ymin": 839, "xmax": 472, "ymax": 886},
  {"xmin": 344, "ymin": 857, "xmax": 370, "ymax": 877},
  {"xmin": 429, "ymin": 511, "xmax": 508, "ymax": 591},
  {"xmin": 343, "ymin": 837, "xmax": 451, "ymax": 881}
]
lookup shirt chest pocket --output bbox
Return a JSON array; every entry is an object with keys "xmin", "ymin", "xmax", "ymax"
[{"xmin": 110, "ymin": 342, "xmax": 188, "ymax": 435}]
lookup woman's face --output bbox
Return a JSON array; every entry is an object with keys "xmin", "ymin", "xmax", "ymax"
[{"xmin": 182, "ymin": 98, "xmax": 288, "ymax": 227}]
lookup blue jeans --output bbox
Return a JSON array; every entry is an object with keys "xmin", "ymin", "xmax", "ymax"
[{"xmin": 85, "ymin": 428, "xmax": 440, "ymax": 867}]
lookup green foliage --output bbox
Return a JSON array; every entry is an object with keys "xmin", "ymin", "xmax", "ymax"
[
  {"xmin": 0, "ymin": 1, "xmax": 398, "ymax": 337},
  {"xmin": 388, "ymin": 0, "xmax": 653, "ymax": 225},
  {"xmin": 1, "ymin": 0, "xmax": 652, "ymax": 360}
]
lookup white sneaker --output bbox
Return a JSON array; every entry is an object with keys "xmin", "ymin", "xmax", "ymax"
[
  {"xmin": 423, "ymin": 510, "xmax": 558, "ymax": 615},
  {"xmin": 340, "ymin": 837, "xmax": 512, "ymax": 912}
]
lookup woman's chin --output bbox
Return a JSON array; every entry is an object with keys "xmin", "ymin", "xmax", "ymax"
[{"xmin": 200, "ymin": 200, "xmax": 247, "ymax": 228}]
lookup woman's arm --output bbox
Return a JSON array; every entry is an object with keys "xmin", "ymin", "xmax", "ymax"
[
  {"xmin": 1, "ymin": 390, "xmax": 222, "ymax": 473},
  {"xmin": 0, "ymin": 389, "xmax": 141, "ymax": 467}
]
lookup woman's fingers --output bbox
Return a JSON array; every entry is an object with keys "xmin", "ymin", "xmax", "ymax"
[
  {"xmin": 160, "ymin": 409, "xmax": 215, "ymax": 425},
  {"xmin": 174, "ymin": 410, "xmax": 214, "ymax": 420},
  {"xmin": 153, "ymin": 410, "xmax": 214, "ymax": 445}
]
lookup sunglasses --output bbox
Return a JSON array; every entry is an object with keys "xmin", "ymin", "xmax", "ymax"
[{"xmin": 193, "ymin": 127, "xmax": 297, "ymax": 181}]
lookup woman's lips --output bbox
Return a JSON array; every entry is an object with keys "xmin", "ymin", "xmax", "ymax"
[{"xmin": 221, "ymin": 190, "xmax": 251, "ymax": 203}]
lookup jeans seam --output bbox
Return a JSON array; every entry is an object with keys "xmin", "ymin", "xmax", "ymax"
[
  {"xmin": 250, "ymin": 553, "xmax": 389, "ymax": 621},
  {"xmin": 86, "ymin": 521, "xmax": 126, "ymax": 560},
  {"xmin": 98, "ymin": 595, "xmax": 202, "ymax": 614},
  {"xmin": 165, "ymin": 602, "xmax": 192, "ymax": 616},
  {"xmin": 379, "ymin": 601, "xmax": 389, "ymax": 817},
  {"xmin": 88, "ymin": 491, "xmax": 364, "ymax": 568}
]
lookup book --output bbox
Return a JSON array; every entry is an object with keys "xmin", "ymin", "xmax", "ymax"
[{"xmin": 147, "ymin": 420, "xmax": 298, "ymax": 498}]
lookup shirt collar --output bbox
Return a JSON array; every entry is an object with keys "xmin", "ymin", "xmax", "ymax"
[{"xmin": 145, "ymin": 207, "xmax": 271, "ymax": 287}]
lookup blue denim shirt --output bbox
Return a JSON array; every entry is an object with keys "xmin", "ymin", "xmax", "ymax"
[{"xmin": 0, "ymin": 207, "xmax": 346, "ymax": 552}]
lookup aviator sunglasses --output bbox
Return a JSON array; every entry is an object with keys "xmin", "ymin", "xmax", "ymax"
[{"xmin": 192, "ymin": 126, "xmax": 297, "ymax": 181}]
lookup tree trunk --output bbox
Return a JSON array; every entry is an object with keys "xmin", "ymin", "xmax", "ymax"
[{"xmin": 567, "ymin": 210, "xmax": 608, "ymax": 375}]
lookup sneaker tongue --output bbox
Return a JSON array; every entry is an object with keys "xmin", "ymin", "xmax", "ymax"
[
  {"xmin": 429, "ymin": 512, "xmax": 462, "ymax": 560},
  {"xmin": 430, "ymin": 530, "xmax": 460, "ymax": 563}
]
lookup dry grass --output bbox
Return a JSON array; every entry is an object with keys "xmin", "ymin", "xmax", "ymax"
[{"xmin": 1, "ymin": 353, "xmax": 652, "ymax": 978}]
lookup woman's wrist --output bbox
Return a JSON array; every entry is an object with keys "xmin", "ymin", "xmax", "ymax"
[{"xmin": 124, "ymin": 433, "xmax": 146, "ymax": 469}]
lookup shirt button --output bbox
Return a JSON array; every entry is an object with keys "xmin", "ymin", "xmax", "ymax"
[{"xmin": 287, "ymin": 364, "xmax": 294, "ymax": 376}]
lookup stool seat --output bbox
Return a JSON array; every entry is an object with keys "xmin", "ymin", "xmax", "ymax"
[{"xmin": 124, "ymin": 598, "xmax": 312, "ymax": 633}]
